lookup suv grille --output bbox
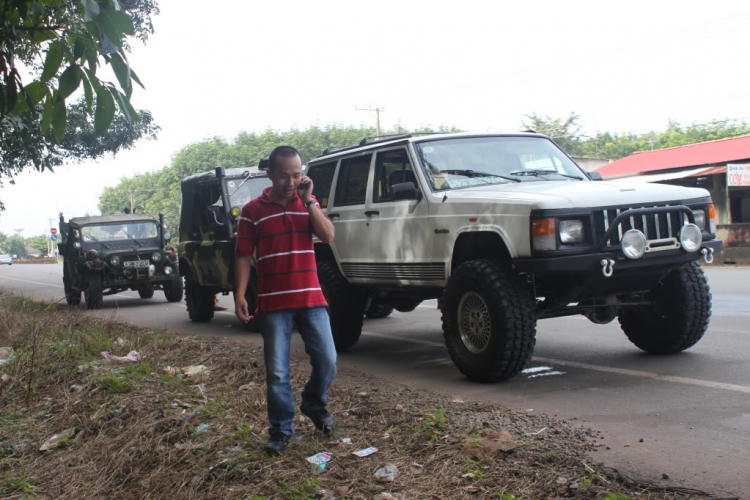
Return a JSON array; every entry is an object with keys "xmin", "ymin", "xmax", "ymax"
[{"xmin": 593, "ymin": 204, "xmax": 694, "ymax": 249}]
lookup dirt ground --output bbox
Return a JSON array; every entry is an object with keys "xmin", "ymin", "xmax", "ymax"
[{"xmin": 0, "ymin": 294, "xmax": 725, "ymax": 500}]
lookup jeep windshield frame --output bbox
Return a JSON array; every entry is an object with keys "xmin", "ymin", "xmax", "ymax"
[
  {"xmin": 220, "ymin": 174, "xmax": 271, "ymax": 209},
  {"xmin": 415, "ymin": 136, "xmax": 587, "ymax": 192},
  {"xmin": 80, "ymin": 221, "xmax": 160, "ymax": 244}
]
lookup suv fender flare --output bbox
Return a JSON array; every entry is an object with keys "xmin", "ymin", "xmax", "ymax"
[{"xmin": 450, "ymin": 227, "xmax": 516, "ymax": 277}]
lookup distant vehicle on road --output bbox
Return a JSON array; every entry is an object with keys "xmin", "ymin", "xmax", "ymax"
[
  {"xmin": 0, "ymin": 254, "xmax": 12, "ymax": 265},
  {"xmin": 58, "ymin": 213, "xmax": 183, "ymax": 309}
]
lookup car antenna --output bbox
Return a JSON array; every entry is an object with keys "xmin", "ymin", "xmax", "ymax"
[{"xmin": 442, "ymin": 193, "xmax": 448, "ymax": 203}]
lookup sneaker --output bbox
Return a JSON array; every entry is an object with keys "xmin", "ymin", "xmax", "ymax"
[
  {"xmin": 264, "ymin": 433, "xmax": 290, "ymax": 455},
  {"xmin": 300, "ymin": 405, "xmax": 336, "ymax": 434}
]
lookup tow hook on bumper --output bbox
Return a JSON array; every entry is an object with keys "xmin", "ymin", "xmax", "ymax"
[
  {"xmin": 701, "ymin": 247, "xmax": 714, "ymax": 264},
  {"xmin": 600, "ymin": 258, "xmax": 615, "ymax": 277}
]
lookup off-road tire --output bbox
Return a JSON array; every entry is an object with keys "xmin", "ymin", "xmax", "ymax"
[
  {"xmin": 318, "ymin": 260, "xmax": 366, "ymax": 352},
  {"xmin": 138, "ymin": 284, "xmax": 155, "ymax": 299},
  {"xmin": 84, "ymin": 272, "xmax": 103, "ymax": 310},
  {"xmin": 618, "ymin": 262, "xmax": 711, "ymax": 354},
  {"xmin": 365, "ymin": 303, "xmax": 394, "ymax": 319},
  {"xmin": 63, "ymin": 264, "xmax": 81, "ymax": 306},
  {"xmin": 164, "ymin": 277, "xmax": 184, "ymax": 303},
  {"xmin": 442, "ymin": 259, "xmax": 537, "ymax": 382},
  {"xmin": 185, "ymin": 279, "xmax": 215, "ymax": 322}
]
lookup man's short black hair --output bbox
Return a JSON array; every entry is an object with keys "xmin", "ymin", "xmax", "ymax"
[{"xmin": 268, "ymin": 146, "xmax": 301, "ymax": 171}]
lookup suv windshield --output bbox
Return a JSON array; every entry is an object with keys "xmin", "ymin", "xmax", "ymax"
[
  {"xmin": 82, "ymin": 222, "xmax": 158, "ymax": 242},
  {"xmin": 221, "ymin": 176, "xmax": 272, "ymax": 208},
  {"xmin": 416, "ymin": 137, "xmax": 585, "ymax": 191}
]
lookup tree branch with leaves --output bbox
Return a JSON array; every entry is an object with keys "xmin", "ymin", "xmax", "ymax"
[{"xmin": 0, "ymin": 0, "xmax": 159, "ymax": 210}]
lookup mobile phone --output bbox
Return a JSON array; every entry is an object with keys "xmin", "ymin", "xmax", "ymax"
[{"xmin": 298, "ymin": 181, "xmax": 310, "ymax": 192}]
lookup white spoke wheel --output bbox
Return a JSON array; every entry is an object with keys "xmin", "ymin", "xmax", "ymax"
[{"xmin": 458, "ymin": 292, "xmax": 492, "ymax": 353}]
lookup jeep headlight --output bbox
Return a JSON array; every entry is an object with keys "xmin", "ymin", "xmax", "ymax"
[
  {"xmin": 164, "ymin": 265, "xmax": 174, "ymax": 275},
  {"xmin": 151, "ymin": 251, "xmax": 162, "ymax": 262},
  {"xmin": 621, "ymin": 229, "xmax": 647, "ymax": 259},
  {"xmin": 692, "ymin": 210, "xmax": 706, "ymax": 231},
  {"xmin": 110, "ymin": 255, "xmax": 121, "ymax": 266},
  {"xmin": 74, "ymin": 241, "xmax": 82, "ymax": 249},
  {"xmin": 559, "ymin": 220, "xmax": 584, "ymax": 244},
  {"xmin": 679, "ymin": 224, "xmax": 702, "ymax": 252}
]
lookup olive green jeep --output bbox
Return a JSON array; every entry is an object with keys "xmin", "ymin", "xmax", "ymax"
[{"xmin": 177, "ymin": 166, "xmax": 272, "ymax": 329}]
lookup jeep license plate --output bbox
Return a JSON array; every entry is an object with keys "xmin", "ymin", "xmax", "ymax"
[{"xmin": 123, "ymin": 260, "xmax": 150, "ymax": 269}]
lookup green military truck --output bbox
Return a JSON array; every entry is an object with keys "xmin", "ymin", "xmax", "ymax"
[{"xmin": 177, "ymin": 166, "xmax": 272, "ymax": 329}]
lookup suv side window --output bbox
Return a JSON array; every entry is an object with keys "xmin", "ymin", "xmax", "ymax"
[
  {"xmin": 373, "ymin": 149, "xmax": 418, "ymax": 202},
  {"xmin": 334, "ymin": 154, "xmax": 372, "ymax": 206},
  {"xmin": 307, "ymin": 161, "xmax": 337, "ymax": 208}
]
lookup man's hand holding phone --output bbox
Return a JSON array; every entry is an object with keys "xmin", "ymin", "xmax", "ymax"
[{"xmin": 298, "ymin": 175, "xmax": 313, "ymax": 203}]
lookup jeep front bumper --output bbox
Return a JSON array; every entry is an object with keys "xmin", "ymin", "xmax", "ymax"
[{"xmin": 514, "ymin": 238, "xmax": 722, "ymax": 275}]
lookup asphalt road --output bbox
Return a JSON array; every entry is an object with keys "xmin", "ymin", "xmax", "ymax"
[{"xmin": 1, "ymin": 264, "xmax": 748, "ymax": 497}]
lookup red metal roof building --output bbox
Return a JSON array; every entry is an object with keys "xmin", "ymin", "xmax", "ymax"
[
  {"xmin": 596, "ymin": 135, "xmax": 750, "ymax": 178},
  {"xmin": 595, "ymin": 135, "xmax": 750, "ymax": 226}
]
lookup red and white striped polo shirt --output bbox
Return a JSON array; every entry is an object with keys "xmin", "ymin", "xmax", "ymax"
[{"xmin": 235, "ymin": 187, "xmax": 327, "ymax": 313}]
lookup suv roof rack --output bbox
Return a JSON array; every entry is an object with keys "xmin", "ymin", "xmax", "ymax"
[{"xmin": 317, "ymin": 132, "xmax": 446, "ymax": 158}]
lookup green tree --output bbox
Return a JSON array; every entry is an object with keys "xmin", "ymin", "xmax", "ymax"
[
  {"xmin": 0, "ymin": 0, "xmax": 160, "ymax": 210},
  {"xmin": 24, "ymin": 234, "xmax": 47, "ymax": 255},
  {"xmin": 98, "ymin": 124, "xmax": 462, "ymax": 227},
  {"xmin": 578, "ymin": 119, "xmax": 750, "ymax": 159},
  {"xmin": 0, "ymin": 229, "xmax": 8, "ymax": 252},
  {"xmin": 520, "ymin": 113, "xmax": 750, "ymax": 160},
  {"xmin": 522, "ymin": 112, "xmax": 584, "ymax": 155},
  {"xmin": 8, "ymin": 234, "xmax": 26, "ymax": 257}
]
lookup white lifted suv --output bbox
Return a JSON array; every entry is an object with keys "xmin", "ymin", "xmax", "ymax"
[{"xmin": 305, "ymin": 133, "xmax": 723, "ymax": 382}]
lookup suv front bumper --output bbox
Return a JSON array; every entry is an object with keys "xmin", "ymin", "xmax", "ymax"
[{"xmin": 514, "ymin": 239, "xmax": 722, "ymax": 275}]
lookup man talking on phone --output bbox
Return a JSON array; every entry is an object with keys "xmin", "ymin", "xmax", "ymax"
[{"xmin": 234, "ymin": 145, "xmax": 337, "ymax": 455}]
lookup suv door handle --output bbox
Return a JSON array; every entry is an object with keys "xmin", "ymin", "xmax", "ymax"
[
  {"xmin": 327, "ymin": 213, "xmax": 340, "ymax": 220},
  {"xmin": 365, "ymin": 211, "xmax": 380, "ymax": 217}
]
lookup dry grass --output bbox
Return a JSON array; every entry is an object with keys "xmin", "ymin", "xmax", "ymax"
[{"xmin": 0, "ymin": 293, "xmax": 717, "ymax": 500}]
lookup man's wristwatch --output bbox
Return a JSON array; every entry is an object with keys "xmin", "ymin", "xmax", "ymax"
[{"xmin": 304, "ymin": 199, "xmax": 316, "ymax": 208}]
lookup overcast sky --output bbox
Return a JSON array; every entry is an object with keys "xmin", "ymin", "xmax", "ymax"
[{"xmin": 2, "ymin": 0, "xmax": 749, "ymax": 237}]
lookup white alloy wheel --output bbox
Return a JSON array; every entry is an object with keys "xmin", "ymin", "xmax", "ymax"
[{"xmin": 458, "ymin": 291, "xmax": 492, "ymax": 353}]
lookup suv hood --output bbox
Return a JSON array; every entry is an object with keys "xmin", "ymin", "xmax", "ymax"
[{"xmin": 444, "ymin": 180, "xmax": 710, "ymax": 209}]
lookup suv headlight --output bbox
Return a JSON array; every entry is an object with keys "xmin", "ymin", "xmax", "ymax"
[
  {"xmin": 621, "ymin": 229, "xmax": 647, "ymax": 259},
  {"xmin": 110, "ymin": 255, "xmax": 121, "ymax": 266},
  {"xmin": 679, "ymin": 224, "xmax": 702, "ymax": 252},
  {"xmin": 692, "ymin": 210, "xmax": 706, "ymax": 231},
  {"xmin": 151, "ymin": 251, "xmax": 162, "ymax": 262},
  {"xmin": 559, "ymin": 220, "xmax": 584, "ymax": 244}
]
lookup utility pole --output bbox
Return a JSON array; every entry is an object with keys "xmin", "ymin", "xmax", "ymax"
[
  {"xmin": 356, "ymin": 105, "xmax": 384, "ymax": 136},
  {"xmin": 48, "ymin": 217, "xmax": 54, "ymax": 258}
]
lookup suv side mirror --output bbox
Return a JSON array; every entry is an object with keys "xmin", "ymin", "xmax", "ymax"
[
  {"xmin": 588, "ymin": 172, "xmax": 603, "ymax": 181},
  {"xmin": 392, "ymin": 182, "xmax": 422, "ymax": 201}
]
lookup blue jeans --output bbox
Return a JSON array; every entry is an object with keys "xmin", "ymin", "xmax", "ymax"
[{"xmin": 259, "ymin": 306, "xmax": 337, "ymax": 438}]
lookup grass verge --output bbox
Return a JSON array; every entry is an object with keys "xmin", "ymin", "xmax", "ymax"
[{"xmin": 0, "ymin": 293, "xmax": 714, "ymax": 499}]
